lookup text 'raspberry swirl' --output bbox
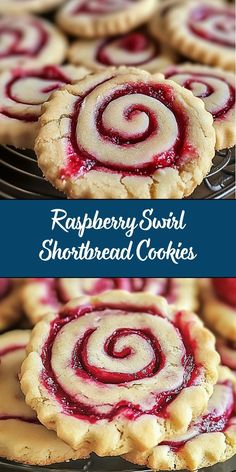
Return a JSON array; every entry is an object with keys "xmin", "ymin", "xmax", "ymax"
[
  {"xmin": 73, "ymin": 0, "xmax": 134, "ymax": 15},
  {"xmin": 165, "ymin": 67, "xmax": 235, "ymax": 120},
  {"xmin": 39, "ymin": 302, "xmax": 202, "ymax": 423},
  {"xmin": 63, "ymin": 74, "xmax": 192, "ymax": 178},
  {"xmin": 189, "ymin": 5, "xmax": 235, "ymax": 48}
]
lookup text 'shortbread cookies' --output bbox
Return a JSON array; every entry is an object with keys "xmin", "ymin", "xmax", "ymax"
[
  {"xmin": 0, "ymin": 65, "xmax": 90, "ymax": 149},
  {"xmin": 36, "ymin": 68, "xmax": 216, "ymax": 199},
  {"xmin": 164, "ymin": 64, "xmax": 235, "ymax": 151},
  {"xmin": 56, "ymin": 0, "xmax": 157, "ymax": 38},
  {"xmin": 22, "ymin": 277, "xmax": 198, "ymax": 325},
  {"xmin": 21, "ymin": 292, "xmax": 219, "ymax": 456},
  {"xmin": 125, "ymin": 366, "xmax": 236, "ymax": 471},
  {"xmin": 0, "ymin": 279, "xmax": 22, "ymax": 331},
  {"xmin": 0, "ymin": 16, "xmax": 67, "ymax": 72},
  {"xmin": 0, "ymin": 330, "xmax": 89, "ymax": 465}
]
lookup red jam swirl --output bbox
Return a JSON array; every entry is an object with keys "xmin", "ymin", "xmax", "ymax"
[
  {"xmin": 212, "ymin": 278, "xmax": 236, "ymax": 308},
  {"xmin": 40, "ymin": 304, "xmax": 201, "ymax": 423},
  {"xmin": 62, "ymin": 81, "xmax": 194, "ymax": 179},
  {"xmin": 0, "ymin": 278, "xmax": 11, "ymax": 299},
  {"xmin": 188, "ymin": 5, "xmax": 235, "ymax": 48},
  {"xmin": 73, "ymin": 0, "xmax": 134, "ymax": 15},
  {"xmin": 0, "ymin": 19, "xmax": 49, "ymax": 59}
]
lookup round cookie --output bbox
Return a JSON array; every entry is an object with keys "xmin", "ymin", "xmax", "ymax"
[
  {"xmin": 0, "ymin": 0, "xmax": 66, "ymax": 14},
  {"xmin": 68, "ymin": 29, "xmax": 177, "ymax": 73},
  {"xmin": 0, "ymin": 15, "xmax": 67, "ymax": 72},
  {"xmin": 125, "ymin": 366, "xmax": 236, "ymax": 471},
  {"xmin": 0, "ymin": 330, "xmax": 89, "ymax": 465},
  {"xmin": 216, "ymin": 338, "xmax": 236, "ymax": 374},
  {"xmin": 164, "ymin": 64, "xmax": 235, "ymax": 150},
  {"xmin": 201, "ymin": 278, "xmax": 236, "ymax": 341},
  {"xmin": 35, "ymin": 67, "xmax": 216, "ymax": 200},
  {"xmin": 0, "ymin": 278, "xmax": 22, "ymax": 331},
  {"xmin": 56, "ymin": 0, "xmax": 157, "ymax": 38},
  {"xmin": 163, "ymin": 1, "xmax": 235, "ymax": 71},
  {"xmin": 22, "ymin": 278, "xmax": 198, "ymax": 325},
  {"xmin": 0, "ymin": 65, "xmax": 90, "ymax": 149},
  {"xmin": 21, "ymin": 291, "xmax": 219, "ymax": 456}
]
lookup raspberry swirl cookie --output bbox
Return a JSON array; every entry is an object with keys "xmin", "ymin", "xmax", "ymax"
[
  {"xmin": 22, "ymin": 278, "xmax": 198, "ymax": 325},
  {"xmin": 68, "ymin": 30, "xmax": 177, "ymax": 73},
  {"xmin": 164, "ymin": 2, "xmax": 235, "ymax": 71},
  {"xmin": 36, "ymin": 68, "xmax": 215, "ymax": 199},
  {"xmin": 202, "ymin": 279, "xmax": 236, "ymax": 342},
  {"xmin": 0, "ymin": 65, "xmax": 89, "ymax": 149},
  {"xmin": 0, "ymin": 16, "xmax": 67, "ymax": 72},
  {"xmin": 56, "ymin": 0, "xmax": 157, "ymax": 38},
  {"xmin": 0, "ymin": 278, "xmax": 22, "ymax": 331},
  {"xmin": 21, "ymin": 292, "xmax": 219, "ymax": 456},
  {"xmin": 0, "ymin": 0, "xmax": 66, "ymax": 14},
  {"xmin": 164, "ymin": 64, "xmax": 236, "ymax": 151},
  {"xmin": 125, "ymin": 366, "xmax": 236, "ymax": 471},
  {"xmin": 217, "ymin": 338, "xmax": 236, "ymax": 374},
  {"xmin": 0, "ymin": 330, "xmax": 88, "ymax": 465}
]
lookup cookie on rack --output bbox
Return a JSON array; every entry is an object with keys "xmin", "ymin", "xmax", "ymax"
[
  {"xmin": 68, "ymin": 29, "xmax": 177, "ymax": 73},
  {"xmin": 21, "ymin": 291, "xmax": 219, "ymax": 456},
  {"xmin": 0, "ymin": 65, "xmax": 90, "ymax": 149},
  {"xmin": 0, "ymin": 0, "xmax": 66, "ymax": 14},
  {"xmin": 164, "ymin": 64, "xmax": 236, "ymax": 150},
  {"xmin": 22, "ymin": 277, "xmax": 198, "ymax": 325},
  {"xmin": 163, "ymin": 1, "xmax": 235, "ymax": 71},
  {"xmin": 56, "ymin": 0, "xmax": 157, "ymax": 38},
  {"xmin": 0, "ymin": 278, "xmax": 22, "ymax": 331},
  {"xmin": 0, "ymin": 16, "xmax": 67, "ymax": 72},
  {"xmin": 125, "ymin": 366, "xmax": 236, "ymax": 471},
  {"xmin": 35, "ymin": 67, "xmax": 216, "ymax": 199},
  {"xmin": 201, "ymin": 278, "xmax": 236, "ymax": 341},
  {"xmin": 0, "ymin": 330, "xmax": 89, "ymax": 465}
]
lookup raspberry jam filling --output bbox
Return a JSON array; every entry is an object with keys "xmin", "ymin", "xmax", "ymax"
[
  {"xmin": 73, "ymin": 0, "xmax": 134, "ymax": 15},
  {"xmin": 162, "ymin": 381, "xmax": 235, "ymax": 451},
  {"xmin": 212, "ymin": 278, "xmax": 236, "ymax": 308},
  {"xmin": 0, "ymin": 20, "xmax": 49, "ymax": 59},
  {"xmin": 0, "ymin": 344, "xmax": 38, "ymax": 424},
  {"xmin": 40, "ymin": 304, "xmax": 201, "ymax": 423},
  {"xmin": 2, "ymin": 66, "xmax": 70, "ymax": 122},
  {"xmin": 62, "ymin": 81, "xmax": 194, "ymax": 179},
  {"xmin": 189, "ymin": 5, "xmax": 235, "ymax": 48},
  {"xmin": 96, "ymin": 33, "xmax": 159, "ymax": 66},
  {"xmin": 0, "ymin": 278, "xmax": 11, "ymax": 299},
  {"xmin": 165, "ymin": 70, "xmax": 235, "ymax": 120}
]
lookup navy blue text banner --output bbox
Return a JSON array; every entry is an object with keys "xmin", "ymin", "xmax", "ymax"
[{"xmin": 0, "ymin": 200, "xmax": 235, "ymax": 277}]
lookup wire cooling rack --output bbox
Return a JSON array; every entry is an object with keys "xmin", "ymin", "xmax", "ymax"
[{"xmin": 0, "ymin": 145, "xmax": 235, "ymax": 199}]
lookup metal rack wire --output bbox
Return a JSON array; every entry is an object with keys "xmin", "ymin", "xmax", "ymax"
[{"xmin": 0, "ymin": 145, "xmax": 235, "ymax": 199}]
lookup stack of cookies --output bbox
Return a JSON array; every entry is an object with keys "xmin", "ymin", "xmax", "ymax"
[
  {"xmin": 0, "ymin": 0, "xmax": 234, "ymax": 199},
  {"xmin": 0, "ymin": 277, "xmax": 236, "ymax": 470}
]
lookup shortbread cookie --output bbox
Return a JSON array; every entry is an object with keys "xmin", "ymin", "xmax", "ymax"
[
  {"xmin": 0, "ymin": 0, "xmax": 65, "ymax": 14},
  {"xmin": 0, "ymin": 330, "xmax": 89, "ymax": 465},
  {"xmin": 202, "ymin": 278, "xmax": 236, "ymax": 341},
  {"xmin": 164, "ymin": 64, "xmax": 236, "ymax": 150},
  {"xmin": 56, "ymin": 0, "xmax": 157, "ymax": 38},
  {"xmin": 21, "ymin": 291, "xmax": 219, "ymax": 456},
  {"xmin": 217, "ymin": 338, "xmax": 236, "ymax": 374},
  {"xmin": 0, "ymin": 16, "xmax": 67, "ymax": 72},
  {"xmin": 68, "ymin": 30, "xmax": 177, "ymax": 73},
  {"xmin": 0, "ymin": 278, "xmax": 22, "ymax": 331},
  {"xmin": 164, "ymin": 1, "xmax": 235, "ymax": 71},
  {"xmin": 22, "ymin": 278, "xmax": 198, "ymax": 325},
  {"xmin": 0, "ymin": 65, "xmax": 90, "ymax": 149},
  {"xmin": 36, "ymin": 68, "xmax": 215, "ymax": 199},
  {"xmin": 125, "ymin": 366, "xmax": 236, "ymax": 471}
]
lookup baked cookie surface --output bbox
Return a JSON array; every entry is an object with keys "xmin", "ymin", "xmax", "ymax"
[
  {"xmin": 164, "ymin": 1, "xmax": 235, "ymax": 71},
  {"xmin": 22, "ymin": 277, "xmax": 198, "ymax": 325},
  {"xmin": 56, "ymin": 0, "xmax": 157, "ymax": 38},
  {"xmin": 68, "ymin": 29, "xmax": 177, "ymax": 73},
  {"xmin": 0, "ymin": 16, "xmax": 67, "ymax": 72},
  {"xmin": 21, "ymin": 291, "xmax": 219, "ymax": 456},
  {"xmin": 0, "ymin": 0, "xmax": 66, "ymax": 14},
  {"xmin": 217, "ymin": 338, "xmax": 236, "ymax": 374},
  {"xmin": 0, "ymin": 278, "xmax": 22, "ymax": 331},
  {"xmin": 0, "ymin": 65, "xmax": 89, "ymax": 149},
  {"xmin": 36, "ymin": 68, "xmax": 216, "ymax": 199},
  {"xmin": 125, "ymin": 366, "xmax": 236, "ymax": 471},
  {"xmin": 164, "ymin": 64, "xmax": 235, "ymax": 151},
  {"xmin": 0, "ymin": 330, "xmax": 88, "ymax": 465}
]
